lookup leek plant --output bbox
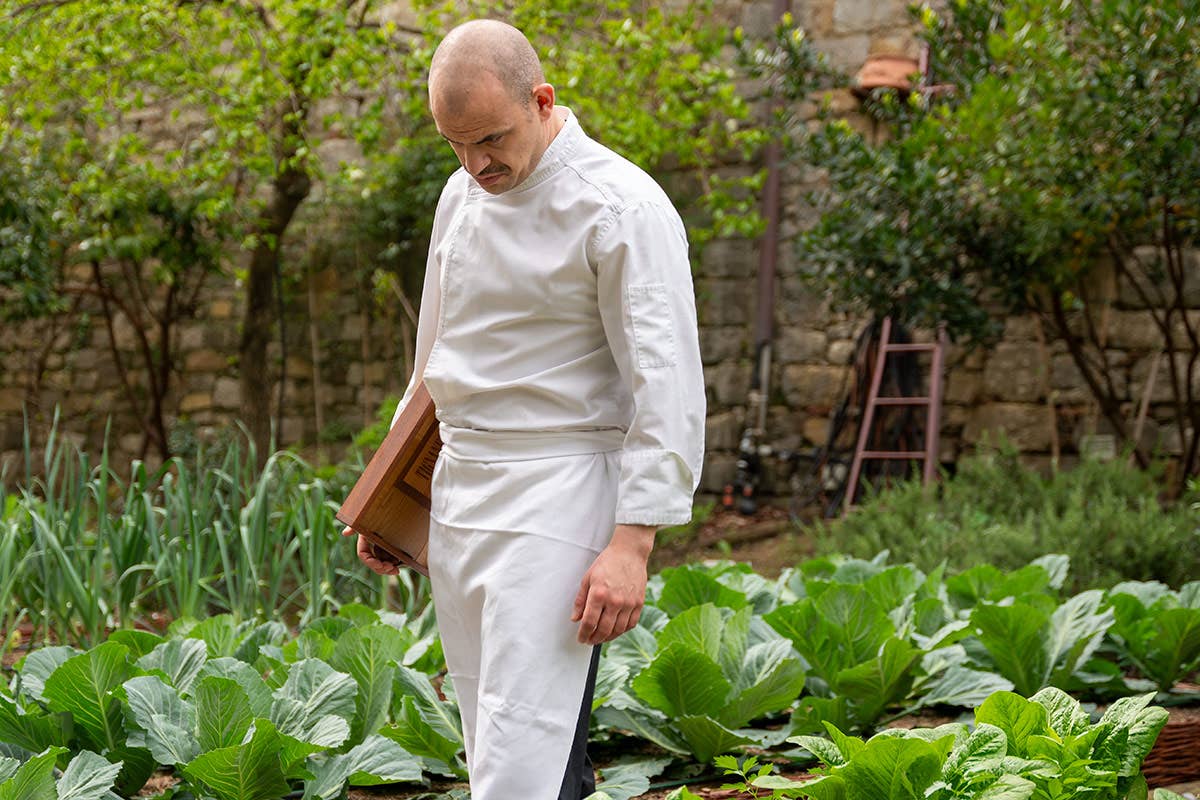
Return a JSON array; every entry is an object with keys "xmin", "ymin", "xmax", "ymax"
[
  {"xmin": 5, "ymin": 413, "xmax": 430, "ymax": 645},
  {"xmin": 0, "ymin": 475, "xmax": 32, "ymax": 655},
  {"xmin": 144, "ymin": 453, "xmax": 229, "ymax": 623}
]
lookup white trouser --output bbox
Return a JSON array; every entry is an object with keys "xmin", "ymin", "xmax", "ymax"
[{"xmin": 428, "ymin": 519, "xmax": 603, "ymax": 799}]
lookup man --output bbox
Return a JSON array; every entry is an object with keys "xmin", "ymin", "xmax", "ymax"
[{"xmin": 349, "ymin": 19, "xmax": 705, "ymax": 799}]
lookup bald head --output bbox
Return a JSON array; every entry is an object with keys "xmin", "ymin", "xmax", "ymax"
[{"xmin": 429, "ymin": 20, "xmax": 545, "ymax": 109}]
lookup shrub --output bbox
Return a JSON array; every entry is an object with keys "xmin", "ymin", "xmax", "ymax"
[{"xmin": 815, "ymin": 446, "xmax": 1200, "ymax": 591}]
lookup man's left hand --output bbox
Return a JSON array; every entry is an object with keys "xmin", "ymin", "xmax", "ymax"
[{"xmin": 572, "ymin": 524, "xmax": 655, "ymax": 646}]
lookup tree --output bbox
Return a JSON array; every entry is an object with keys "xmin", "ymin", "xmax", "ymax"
[
  {"xmin": 1, "ymin": 0, "xmax": 402, "ymax": 457},
  {"xmin": 3, "ymin": 0, "xmax": 760, "ymax": 459},
  {"xmin": 762, "ymin": 0, "xmax": 1200, "ymax": 488}
]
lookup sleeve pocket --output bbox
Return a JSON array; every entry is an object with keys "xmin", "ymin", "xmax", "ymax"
[{"xmin": 626, "ymin": 283, "xmax": 677, "ymax": 369}]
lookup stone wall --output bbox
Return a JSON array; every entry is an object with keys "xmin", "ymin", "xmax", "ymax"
[{"xmin": 1, "ymin": 0, "xmax": 1194, "ymax": 495}]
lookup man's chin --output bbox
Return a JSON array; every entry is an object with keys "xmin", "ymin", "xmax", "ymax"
[{"xmin": 474, "ymin": 172, "xmax": 511, "ymax": 192}]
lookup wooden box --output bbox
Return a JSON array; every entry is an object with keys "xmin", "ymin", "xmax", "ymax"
[{"xmin": 336, "ymin": 382, "xmax": 441, "ymax": 577}]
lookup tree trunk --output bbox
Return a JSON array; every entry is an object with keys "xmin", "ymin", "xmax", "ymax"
[{"xmin": 239, "ymin": 158, "xmax": 311, "ymax": 461}]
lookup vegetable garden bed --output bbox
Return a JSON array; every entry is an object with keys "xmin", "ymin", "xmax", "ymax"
[{"xmin": 3, "ymin": 552, "xmax": 1199, "ymax": 799}]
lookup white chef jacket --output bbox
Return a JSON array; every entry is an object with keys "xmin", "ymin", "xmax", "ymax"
[{"xmin": 392, "ymin": 108, "xmax": 705, "ymax": 541}]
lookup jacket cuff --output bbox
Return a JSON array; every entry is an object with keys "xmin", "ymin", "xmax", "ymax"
[{"xmin": 614, "ymin": 449, "xmax": 695, "ymax": 527}]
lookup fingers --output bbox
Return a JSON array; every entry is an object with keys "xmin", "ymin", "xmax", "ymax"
[
  {"xmin": 356, "ymin": 535, "xmax": 400, "ymax": 576},
  {"xmin": 571, "ymin": 572, "xmax": 590, "ymax": 623},
  {"xmin": 340, "ymin": 526, "xmax": 355, "ymax": 537},
  {"xmin": 576, "ymin": 584, "xmax": 644, "ymax": 645}
]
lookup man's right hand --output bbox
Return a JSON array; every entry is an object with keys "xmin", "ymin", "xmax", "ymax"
[{"xmin": 344, "ymin": 526, "xmax": 402, "ymax": 575}]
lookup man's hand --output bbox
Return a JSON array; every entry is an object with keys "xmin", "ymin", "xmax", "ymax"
[
  {"xmin": 572, "ymin": 524, "xmax": 655, "ymax": 646},
  {"xmin": 343, "ymin": 526, "xmax": 401, "ymax": 576}
]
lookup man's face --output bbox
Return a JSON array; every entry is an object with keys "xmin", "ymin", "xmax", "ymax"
[{"xmin": 430, "ymin": 71, "xmax": 549, "ymax": 195}]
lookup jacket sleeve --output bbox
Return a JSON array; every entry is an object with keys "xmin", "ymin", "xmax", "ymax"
[
  {"xmin": 389, "ymin": 184, "xmax": 452, "ymax": 428},
  {"xmin": 592, "ymin": 200, "xmax": 706, "ymax": 527}
]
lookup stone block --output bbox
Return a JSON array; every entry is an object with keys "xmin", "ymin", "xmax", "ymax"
[
  {"xmin": 832, "ymin": 0, "xmax": 899, "ymax": 33},
  {"xmin": 868, "ymin": 33, "xmax": 919, "ymax": 58},
  {"xmin": 776, "ymin": 328, "xmax": 827, "ymax": 364},
  {"xmin": 179, "ymin": 393, "xmax": 211, "ymax": 414},
  {"xmin": 111, "ymin": 316, "xmax": 140, "ymax": 351},
  {"xmin": 765, "ymin": 405, "xmax": 805, "ymax": 449},
  {"xmin": 813, "ymin": 34, "xmax": 871, "ymax": 73},
  {"xmin": 982, "ymin": 342, "xmax": 1044, "ymax": 402},
  {"xmin": 280, "ymin": 417, "xmax": 305, "ymax": 444},
  {"xmin": 1158, "ymin": 423, "xmax": 1190, "ymax": 456},
  {"xmin": 213, "ymin": 377, "xmax": 240, "ymax": 409},
  {"xmin": 782, "ymin": 364, "xmax": 850, "ymax": 408},
  {"xmin": 705, "ymin": 361, "xmax": 754, "ymax": 408},
  {"xmin": 777, "ymin": 289, "xmax": 826, "ymax": 328},
  {"xmin": 700, "ymin": 326, "xmax": 747, "ymax": 365},
  {"xmin": 341, "ymin": 315, "xmax": 366, "ymax": 341},
  {"xmin": 943, "ymin": 405, "xmax": 970, "ymax": 429},
  {"xmin": 1107, "ymin": 310, "xmax": 1164, "ymax": 351},
  {"xmin": 119, "ymin": 433, "xmax": 142, "ymax": 455},
  {"xmin": 185, "ymin": 349, "xmax": 226, "ymax": 373},
  {"xmin": 1002, "ymin": 316, "xmax": 1041, "ymax": 342},
  {"xmin": 740, "ymin": 1, "xmax": 785, "ymax": 38},
  {"xmin": 64, "ymin": 392, "xmax": 98, "ymax": 415},
  {"xmin": 1187, "ymin": 250, "xmax": 1200, "ymax": 308},
  {"xmin": 209, "ymin": 299, "xmax": 234, "ymax": 319},
  {"xmin": 802, "ymin": 415, "xmax": 830, "ymax": 446},
  {"xmin": 695, "ymin": 278, "xmax": 752, "ymax": 327},
  {"xmin": 1131, "ymin": 352, "xmax": 1199, "ymax": 404},
  {"xmin": 962, "ymin": 403, "xmax": 1055, "ymax": 452},
  {"xmin": 360, "ymin": 385, "xmax": 386, "ymax": 409},
  {"xmin": 700, "ymin": 452, "xmax": 738, "ymax": 494},
  {"xmin": 1049, "ymin": 354, "xmax": 1091, "ymax": 404},
  {"xmin": 945, "ymin": 370, "xmax": 982, "ymax": 405},
  {"xmin": 0, "ymin": 388, "xmax": 25, "ymax": 414},
  {"xmin": 705, "ymin": 411, "xmax": 741, "ymax": 452},
  {"xmin": 826, "ymin": 339, "xmax": 856, "ymax": 365},
  {"xmin": 285, "ymin": 356, "xmax": 312, "ymax": 380},
  {"xmin": 699, "ymin": 238, "xmax": 757, "ymax": 278},
  {"xmin": 1171, "ymin": 311, "xmax": 1200, "ymax": 346},
  {"xmin": 179, "ymin": 325, "xmax": 205, "ymax": 351},
  {"xmin": 363, "ymin": 362, "xmax": 388, "ymax": 384}
]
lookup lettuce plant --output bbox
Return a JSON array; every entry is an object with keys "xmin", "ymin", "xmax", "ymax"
[
  {"xmin": 0, "ymin": 608, "xmax": 446, "ymax": 799},
  {"xmin": 1107, "ymin": 581, "xmax": 1200, "ymax": 692},
  {"xmin": 765, "ymin": 584, "xmax": 923, "ymax": 734},
  {"xmin": 0, "ymin": 747, "xmax": 122, "ymax": 800},
  {"xmin": 967, "ymin": 589, "xmax": 1115, "ymax": 696},
  {"xmin": 786, "ymin": 688, "xmax": 1167, "ymax": 800},
  {"xmin": 597, "ymin": 602, "xmax": 806, "ymax": 763}
]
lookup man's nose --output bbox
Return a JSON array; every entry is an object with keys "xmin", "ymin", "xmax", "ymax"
[{"xmin": 463, "ymin": 148, "xmax": 491, "ymax": 176}]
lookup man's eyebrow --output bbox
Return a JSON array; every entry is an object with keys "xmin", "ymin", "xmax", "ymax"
[{"xmin": 439, "ymin": 127, "xmax": 513, "ymax": 146}]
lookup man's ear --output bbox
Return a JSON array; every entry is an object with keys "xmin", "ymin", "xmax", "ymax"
[{"xmin": 532, "ymin": 83, "xmax": 556, "ymax": 117}]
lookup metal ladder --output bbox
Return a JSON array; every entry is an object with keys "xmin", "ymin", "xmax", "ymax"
[{"xmin": 843, "ymin": 317, "xmax": 947, "ymax": 512}]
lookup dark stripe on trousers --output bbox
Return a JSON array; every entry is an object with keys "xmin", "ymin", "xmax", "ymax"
[{"xmin": 557, "ymin": 645, "xmax": 601, "ymax": 800}]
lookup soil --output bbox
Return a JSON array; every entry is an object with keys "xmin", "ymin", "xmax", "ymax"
[{"xmin": 649, "ymin": 505, "xmax": 814, "ymax": 577}]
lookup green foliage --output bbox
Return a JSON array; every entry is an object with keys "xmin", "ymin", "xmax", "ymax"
[
  {"xmin": 791, "ymin": 688, "xmax": 1167, "ymax": 800},
  {"xmin": 0, "ymin": 608, "xmax": 434, "ymax": 798},
  {"xmin": 816, "ymin": 445, "xmax": 1200, "ymax": 591},
  {"xmin": 766, "ymin": 585, "xmax": 920, "ymax": 734},
  {"xmin": 596, "ymin": 562, "xmax": 810, "ymax": 764},
  {"xmin": 0, "ymin": 154, "xmax": 63, "ymax": 322},
  {"xmin": 715, "ymin": 754, "xmax": 807, "ymax": 799},
  {"xmin": 0, "ymin": 747, "xmax": 122, "ymax": 800},
  {"xmin": 2, "ymin": 422, "xmax": 421, "ymax": 646},
  {"xmin": 970, "ymin": 590, "xmax": 1114, "ymax": 697},
  {"xmin": 1107, "ymin": 581, "xmax": 1200, "ymax": 692},
  {"xmin": 765, "ymin": 0, "xmax": 1200, "ymax": 481}
]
